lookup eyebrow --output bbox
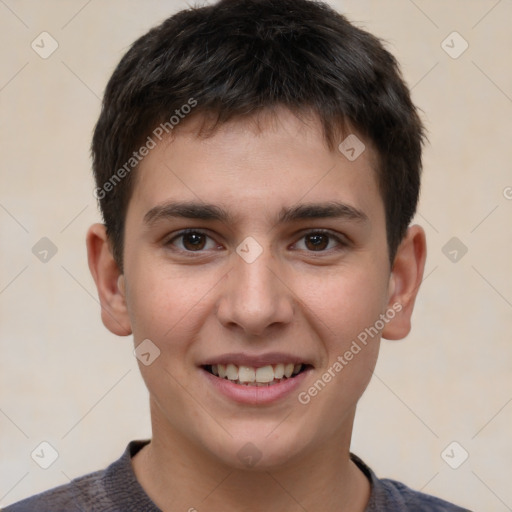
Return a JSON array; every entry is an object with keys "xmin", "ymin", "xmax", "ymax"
[{"xmin": 143, "ymin": 200, "xmax": 368, "ymax": 226}]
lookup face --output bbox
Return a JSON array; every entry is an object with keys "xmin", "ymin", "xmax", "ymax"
[{"xmin": 100, "ymin": 108, "xmax": 408, "ymax": 470}]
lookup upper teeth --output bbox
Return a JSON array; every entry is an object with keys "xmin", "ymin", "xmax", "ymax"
[{"xmin": 211, "ymin": 363, "xmax": 303, "ymax": 384}]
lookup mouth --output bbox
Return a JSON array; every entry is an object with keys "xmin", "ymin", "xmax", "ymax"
[{"xmin": 202, "ymin": 363, "xmax": 312, "ymax": 387}]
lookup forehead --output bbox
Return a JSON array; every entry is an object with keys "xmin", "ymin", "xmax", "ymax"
[{"xmin": 128, "ymin": 108, "xmax": 383, "ymax": 228}]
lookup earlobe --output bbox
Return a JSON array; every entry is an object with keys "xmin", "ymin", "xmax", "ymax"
[
  {"xmin": 86, "ymin": 223, "xmax": 132, "ymax": 336},
  {"xmin": 382, "ymin": 225, "xmax": 427, "ymax": 341}
]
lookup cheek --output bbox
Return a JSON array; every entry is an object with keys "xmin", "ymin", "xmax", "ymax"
[
  {"xmin": 295, "ymin": 265, "xmax": 389, "ymax": 349},
  {"xmin": 298, "ymin": 341, "xmax": 379, "ymax": 444},
  {"xmin": 127, "ymin": 262, "xmax": 212, "ymax": 342}
]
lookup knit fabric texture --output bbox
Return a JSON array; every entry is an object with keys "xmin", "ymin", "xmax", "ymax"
[{"xmin": 3, "ymin": 440, "xmax": 472, "ymax": 512}]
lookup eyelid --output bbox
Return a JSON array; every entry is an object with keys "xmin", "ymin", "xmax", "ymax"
[
  {"xmin": 165, "ymin": 228, "xmax": 349, "ymax": 254},
  {"xmin": 165, "ymin": 228, "xmax": 221, "ymax": 252},
  {"xmin": 290, "ymin": 228, "xmax": 349, "ymax": 251}
]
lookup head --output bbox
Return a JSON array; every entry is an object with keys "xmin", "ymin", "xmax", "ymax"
[{"xmin": 87, "ymin": 0, "xmax": 426, "ymax": 471}]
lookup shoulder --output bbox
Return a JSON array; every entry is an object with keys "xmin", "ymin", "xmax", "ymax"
[
  {"xmin": 374, "ymin": 477, "xmax": 473, "ymax": 512},
  {"xmin": 2, "ymin": 440, "xmax": 154, "ymax": 512},
  {"xmin": 350, "ymin": 453, "xmax": 473, "ymax": 512},
  {"xmin": 1, "ymin": 468, "xmax": 110, "ymax": 512}
]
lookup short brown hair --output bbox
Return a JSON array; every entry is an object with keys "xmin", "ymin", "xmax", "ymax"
[{"xmin": 92, "ymin": 0, "xmax": 425, "ymax": 270}]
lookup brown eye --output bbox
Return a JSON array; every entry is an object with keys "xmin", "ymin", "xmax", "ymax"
[
  {"xmin": 294, "ymin": 230, "xmax": 346, "ymax": 253},
  {"xmin": 182, "ymin": 232, "xmax": 207, "ymax": 251},
  {"xmin": 304, "ymin": 233, "xmax": 330, "ymax": 251},
  {"xmin": 167, "ymin": 230, "xmax": 217, "ymax": 252}
]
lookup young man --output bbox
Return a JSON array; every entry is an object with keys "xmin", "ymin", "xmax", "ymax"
[{"xmin": 4, "ymin": 0, "xmax": 472, "ymax": 510}]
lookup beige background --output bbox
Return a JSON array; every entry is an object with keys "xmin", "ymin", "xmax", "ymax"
[{"xmin": 1, "ymin": 1, "xmax": 511, "ymax": 510}]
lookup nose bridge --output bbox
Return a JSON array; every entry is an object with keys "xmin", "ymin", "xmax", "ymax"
[{"xmin": 217, "ymin": 240, "xmax": 294, "ymax": 335}]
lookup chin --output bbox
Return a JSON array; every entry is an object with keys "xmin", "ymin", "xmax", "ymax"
[{"xmin": 206, "ymin": 427, "xmax": 311, "ymax": 472}]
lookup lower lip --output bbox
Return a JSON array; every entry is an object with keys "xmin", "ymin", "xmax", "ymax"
[{"xmin": 201, "ymin": 367, "xmax": 311, "ymax": 405}]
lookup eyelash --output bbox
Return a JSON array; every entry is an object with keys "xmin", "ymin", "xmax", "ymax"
[{"xmin": 165, "ymin": 228, "xmax": 348, "ymax": 254}]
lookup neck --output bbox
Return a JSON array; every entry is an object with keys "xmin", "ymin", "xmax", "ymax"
[{"xmin": 132, "ymin": 402, "xmax": 370, "ymax": 512}]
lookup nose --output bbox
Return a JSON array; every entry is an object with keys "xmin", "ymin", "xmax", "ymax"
[{"xmin": 216, "ymin": 246, "xmax": 294, "ymax": 337}]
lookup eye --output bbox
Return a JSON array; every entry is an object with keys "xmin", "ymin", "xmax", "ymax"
[
  {"xmin": 165, "ymin": 229, "xmax": 347, "ymax": 254},
  {"xmin": 166, "ymin": 229, "xmax": 219, "ymax": 252},
  {"xmin": 293, "ymin": 230, "xmax": 347, "ymax": 252}
]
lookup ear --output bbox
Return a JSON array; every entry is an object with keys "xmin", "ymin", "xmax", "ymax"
[
  {"xmin": 381, "ymin": 224, "xmax": 427, "ymax": 340},
  {"xmin": 86, "ymin": 223, "xmax": 132, "ymax": 336}
]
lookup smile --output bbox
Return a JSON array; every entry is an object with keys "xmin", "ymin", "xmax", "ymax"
[{"xmin": 204, "ymin": 363, "xmax": 309, "ymax": 386}]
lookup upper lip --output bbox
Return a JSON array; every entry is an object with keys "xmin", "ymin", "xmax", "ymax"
[{"xmin": 200, "ymin": 352, "xmax": 313, "ymax": 368}]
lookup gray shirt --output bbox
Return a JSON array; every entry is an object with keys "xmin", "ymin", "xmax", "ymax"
[{"xmin": 3, "ymin": 440, "xmax": 473, "ymax": 512}]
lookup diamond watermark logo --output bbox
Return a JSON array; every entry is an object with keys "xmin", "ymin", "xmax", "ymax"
[
  {"xmin": 134, "ymin": 339, "xmax": 161, "ymax": 366},
  {"xmin": 32, "ymin": 237, "xmax": 58, "ymax": 263},
  {"xmin": 236, "ymin": 236, "xmax": 263, "ymax": 264},
  {"xmin": 31, "ymin": 31, "xmax": 59, "ymax": 59},
  {"xmin": 237, "ymin": 442, "xmax": 262, "ymax": 467},
  {"xmin": 338, "ymin": 134, "xmax": 365, "ymax": 161},
  {"xmin": 441, "ymin": 31, "xmax": 468, "ymax": 59},
  {"xmin": 441, "ymin": 441, "xmax": 469, "ymax": 469},
  {"xmin": 31, "ymin": 441, "xmax": 59, "ymax": 469},
  {"xmin": 442, "ymin": 237, "xmax": 468, "ymax": 263}
]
